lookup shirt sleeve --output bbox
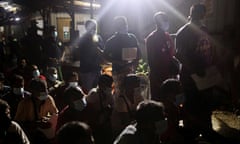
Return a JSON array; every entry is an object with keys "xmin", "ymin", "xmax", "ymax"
[{"xmin": 8, "ymin": 121, "xmax": 30, "ymax": 144}]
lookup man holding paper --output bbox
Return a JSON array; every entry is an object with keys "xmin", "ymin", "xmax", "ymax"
[{"xmin": 104, "ymin": 16, "xmax": 141, "ymax": 97}]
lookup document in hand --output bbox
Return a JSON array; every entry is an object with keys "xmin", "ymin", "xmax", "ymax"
[{"xmin": 191, "ymin": 66, "xmax": 223, "ymax": 90}]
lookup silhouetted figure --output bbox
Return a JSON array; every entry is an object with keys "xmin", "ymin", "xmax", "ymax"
[
  {"xmin": 42, "ymin": 26, "xmax": 64, "ymax": 73},
  {"xmin": 21, "ymin": 20, "xmax": 44, "ymax": 69},
  {"xmin": 176, "ymin": 4, "xmax": 228, "ymax": 144},
  {"xmin": 77, "ymin": 19, "xmax": 104, "ymax": 93},
  {"xmin": 104, "ymin": 16, "xmax": 141, "ymax": 97},
  {"xmin": 145, "ymin": 12, "xmax": 176, "ymax": 100}
]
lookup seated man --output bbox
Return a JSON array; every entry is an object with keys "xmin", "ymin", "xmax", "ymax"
[
  {"xmin": 86, "ymin": 74, "xmax": 114, "ymax": 144},
  {"xmin": 114, "ymin": 100, "xmax": 167, "ymax": 144},
  {"xmin": 111, "ymin": 74, "xmax": 148, "ymax": 137},
  {"xmin": 14, "ymin": 79, "xmax": 58, "ymax": 143},
  {"xmin": 56, "ymin": 86, "xmax": 88, "ymax": 132}
]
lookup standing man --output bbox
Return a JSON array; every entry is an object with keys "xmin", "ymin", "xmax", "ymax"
[
  {"xmin": 176, "ymin": 4, "xmax": 226, "ymax": 143},
  {"xmin": 104, "ymin": 16, "xmax": 141, "ymax": 96},
  {"xmin": 145, "ymin": 12, "xmax": 175, "ymax": 100},
  {"xmin": 78, "ymin": 19, "xmax": 104, "ymax": 93}
]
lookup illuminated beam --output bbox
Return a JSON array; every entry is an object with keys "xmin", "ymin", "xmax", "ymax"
[{"xmin": 73, "ymin": 1, "xmax": 101, "ymax": 9}]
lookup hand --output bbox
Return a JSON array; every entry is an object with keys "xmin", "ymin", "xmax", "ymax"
[{"xmin": 37, "ymin": 119, "xmax": 52, "ymax": 129}]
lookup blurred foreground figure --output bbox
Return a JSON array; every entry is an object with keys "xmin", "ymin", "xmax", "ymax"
[
  {"xmin": 77, "ymin": 19, "xmax": 104, "ymax": 93},
  {"xmin": 114, "ymin": 100, "xmax": 167, "ymax": 144},
  {"xmin": 56, "ymin": 121, "xmax": 95, "ymax": 144},
  {"xmin": 0, "ymin": 99, "xmax": 30, "ymax": 144}
]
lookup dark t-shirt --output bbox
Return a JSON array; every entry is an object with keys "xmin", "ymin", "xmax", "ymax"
[
  {"xmin": 176, "ymin": 22, "xmax": 213, "ymax": 74},
  {"xmin": 78, "ymin": 33, "xmax": 104, "ymax": 73},
  {"xmin": 104, "ymin": 33, "xmax": 140, "ymax": 73}
]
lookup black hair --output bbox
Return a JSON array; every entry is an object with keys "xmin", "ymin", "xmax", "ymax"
[
  {"xmin": 57, "ymin": 121, "xmax": 94, "ymax": 144},
  {"xmin": 10, "ymin": 74, "xmax": 24, "ymax": 87},
  {"xmin": 98, "ymin": 74, "xmax": 113, "ymax": 88},
  {"xmin": 123, "ymin": 74, "xmax": 140, "ymax": 89},
  {"xmin": 136, "ymin": 100, "xmax": 165, "ymax": 123},
  {"xmin": 66, "ymin": 71, "xmax": 79, "ymax": 82},
  {"xmin": 29, "ymin": 79, "xmax": 47, "ymax": 93},
  {"xmin": 64, "ymin": 87, "xmax": 85, "ymax": 104},
  {"xmin": 159, "ymin": 79, "xmax": 181, "ymax": 96}
]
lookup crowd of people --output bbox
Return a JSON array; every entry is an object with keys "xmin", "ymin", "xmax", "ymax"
[{"xmin": 0, "ymin": 3, "xmax": 240, "ymax": 144}]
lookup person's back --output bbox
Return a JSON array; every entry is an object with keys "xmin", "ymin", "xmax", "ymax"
[
  {"xmin": 114, "ymin": 100, "xmax": 167, "ymax": 144},
  {"xmin": 56, "ymin": 121, "xmax": 94, "ymax": 144},
  {"xmin": 176, "ymin": 4, "xmax": 213, "ymax": 76},
  {"xmin": 175, "ymin": 4, "xmax": 229, "ymax": 144}
]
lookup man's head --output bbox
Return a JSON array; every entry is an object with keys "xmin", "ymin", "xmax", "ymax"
[
  {"xmin": 154, "ymin": 11, "xmax": 169, "ymax": 31},
  {"xmin": 136, "ymin": 100, "xmax": 165, "ymax": 123},
  {"xmin": 113, "ymin": 16, "xmax": 128, "ymax": 34},
  {"xmin": 189, "ymin": 3, "xmax": 206, "ymax": 21},
  {"xmin": 136, "ymin": 100, "xmax": 167, "ymax": 137},
  {"xmin": 46, "ymin": 67, "xmax": 58, "ymax": 82},
  {"xmin": 31, "ymin": 65, "xmax": 41, "ymax": 79},
  {"xmin": 98, "ymin": 74, "xmax": 113, "ymax": 96},
  {"xmin": 85, "ymin": 19, "xmax": 97, "ymax": 35},
  {"xmin": 10, "ymin": 75, "xmax": 24, "ymax": 96},
  {"xmin": 66, "ymin": 71, "xmax": 79, "ymax": 88},
  {"xmin": 98, "ymin": 74, "xmax": 113, "ymax": 89},
  {"xmin": 159, "ymin": 78, "xmax": 182, "ymax": 102},
  {"xmin": 29, "ymin": 79, "xmax": 48, "ymax": 101},
  {"xmin": 0, "ymin": 99, "xmax": 11, "ymax": 129},
  {"xmin": 57, "ymin": 121, "xmax": 94, "ymax": 144},
  {"xmin": 123, "ymin": 74, "xmax": 148, "ymax": 99},
  {"xmin": 64, "ymin": 86, "xmax": 86, "ymax": 111}
]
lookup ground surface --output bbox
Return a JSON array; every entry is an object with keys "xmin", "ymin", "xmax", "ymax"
[{"xmin": 212, "ymin": 110, "xmax": 240, "ymax": 143}]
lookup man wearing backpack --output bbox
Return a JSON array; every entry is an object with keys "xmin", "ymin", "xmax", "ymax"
[{"xmin": 145, "ymin": 12, "xmax": 175, "ymax": 101}]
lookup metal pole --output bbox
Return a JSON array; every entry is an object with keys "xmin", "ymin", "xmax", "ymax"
[{"xmin": 90, "ymin": 0, "xmax": 94, "ymax": 19}]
